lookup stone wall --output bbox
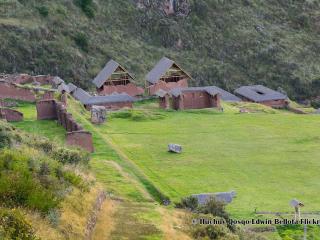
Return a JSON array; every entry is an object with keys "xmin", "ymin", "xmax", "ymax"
[
  {"xmin": 66, "ymin": 131, "xmax": 94, "ymax": 153},
  {"xmin": 0, "ymin": 82, "xmax": 36, "ymax": 102},
  {"xmin": 36, "ymin": 99, "xmax": 94, "ymax": 152},
  {"xmin": 148, "ymin": 79, "xmax": 188, "ymax": 95},
  {"xmin": 0, "ymin": 108, "xmax": 23, "ymax": 122},
  {"xmin": 98, "ymin": 83, "xmax": 144, "ymax": 97},
  {"xmin": 36, "ymin": 100, "xmax": 57, "ymax": 120}
]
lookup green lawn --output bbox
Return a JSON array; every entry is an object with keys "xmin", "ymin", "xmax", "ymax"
[
  {"xmin": 11, "ymin": 100, "xmax": 320, "ymax": 219},
  {"xmin": 98, "ymin": 108, "xmax": 320, "ymax": 218}
]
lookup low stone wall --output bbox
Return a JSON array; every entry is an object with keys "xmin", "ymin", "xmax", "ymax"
[
  {"xmin": 36, "ymin": 99, "xmax": 94, "ymax": 152},
  {"xmin": 0, "ymin": 108, "xmax": 23, "ymax": 122},
  {"xmin": 0, "ymin": 82, "xmax": 36, "ymax": 102},
  {"xmin": 66, "ymin": 131, "xmax": 94, "ymax": 153}
]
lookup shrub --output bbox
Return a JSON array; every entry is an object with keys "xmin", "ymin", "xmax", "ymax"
[
  {"xmin": 36, "ymin": 5, "xmax": 49, "ymax": 17},
  {"xmin": 62, "ymin": 170, "xmax": 89, "ymax": 191},
  {"xmin": 52, "ymin": 147, "xmax": 90, "ymax": 164},
  {"xmin": 0, "ymin": 209, "xmax": 38, "ymax": 240},
  {"xmin": 74, "ymin": 32, "xmax": 89, "ymax": 52},
  {"xmin": 175, "ymin": 196, "xmax": 199, "ymax": 211},
  {"xmin": 75, "ymin": 0, "xmax": 95, "ymax": 18},
  {"xmin": 0, "ymin": 130, "xmax": 11, "ymax": 149}
]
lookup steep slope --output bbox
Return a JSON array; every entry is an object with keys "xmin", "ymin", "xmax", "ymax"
[{"xmin": 0, "ymin": 0, "xmax": 320, "ymax": 100}]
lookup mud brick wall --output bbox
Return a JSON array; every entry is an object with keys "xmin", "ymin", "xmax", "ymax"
[
  {"xmin": 0, "ymin": 82, "xmax": 36, "ymax": 102},
  {"xmin": 66, "ymin": 131, "xmax": 94, "ymax": 153},
  {"xmin": 41, "ymin": 91, "xmax": 55, "ymax": 100},
  {"xmin": 36, "ymin": 100, "xmax": 57, "ymax": 120},
  {"xmin": 0, "ymin": 108, "xmax": 23, "ymax": 122},
  {"xmin": 98, "ymin": 83, "xmax": 144, "ymax": 97},
  {"xmin": 36, "ymin": 99, "xmax": 94, "ymax": 152},
  {"xmin": 148, "ymin": 79, "xmax": 188, "ymax": 95}
]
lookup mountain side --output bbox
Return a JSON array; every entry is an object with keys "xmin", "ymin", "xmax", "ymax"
[{"xmin": 0, "ymin": 0, "xmax": 320, "ymax": 100}]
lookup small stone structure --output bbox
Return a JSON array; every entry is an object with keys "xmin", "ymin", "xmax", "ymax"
[
  {"xmin": 91, "ymin": 106, "xmax": 107, "ymax": 124},
  {"xmin": 157, "ymin": 87, "xmax": 222, "ymax": 110},
  {"xmin": 36, "ymin": 99, "xmax": 94, "ymax": 152},
  {"xmin": 168, "ymin": 144, "xmax": 182, "ymax": 153},
  {"xmin": 0, "ymin": 108, "xmax": 23, "ymax": 122}
]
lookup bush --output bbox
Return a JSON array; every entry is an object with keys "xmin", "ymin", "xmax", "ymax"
[
  {"xmin": 36, "ymin": 5, "xmax": 49, "ymax": 17},
  {"xmin": 74, "ymin": 32, "xmax": 89, "ymax": 51},
  {"xmin": 62, "ymin": 170, "xmax": 89, "ymax": 191},
  {"xmin": 0, "ymin": 209, "xmax": 38, "ymax": 240},
  {"xmin": 175, "ymin": 196, "xmax": 199, "ymax": 211},
  {"xmin": 0, "ymin": 130, "xmax": 12, "ymax": 149},
  {"xmin": 75, "ymin": 0, "xmax": 95, "ymax": 18},
  {"xmin": 52, "ymin": 147, "xmax": 90, "ymax": 164}
]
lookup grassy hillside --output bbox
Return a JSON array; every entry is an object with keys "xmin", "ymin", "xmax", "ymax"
[{"xmin": 1, "ymin": 0, "xmax": 320, "ymax": 100}]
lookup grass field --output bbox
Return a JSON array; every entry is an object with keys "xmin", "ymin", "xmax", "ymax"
[
  {"xmin": 11, "ymin": 99, "xmax": 320, "ymax": 239},
  {"xmin": 97, "ymin": 104, "xmax": 320, "ymax": 218}
]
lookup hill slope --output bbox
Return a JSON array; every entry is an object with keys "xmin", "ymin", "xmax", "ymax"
[{"xmin": 0, "ymin": 0, "xmax": 320, "ymax": 99}]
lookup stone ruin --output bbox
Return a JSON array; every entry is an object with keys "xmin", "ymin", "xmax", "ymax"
[
  {"xmin": 91, "ymin": 106, "xmax": 107, "ymax": 124},
  {"xmin": 36, "ymin": 99, "xmax": 94, "ymax": 152},
  {"xmin": 0, "ymin": 100, "xmax": 23, "ymax": 122}
]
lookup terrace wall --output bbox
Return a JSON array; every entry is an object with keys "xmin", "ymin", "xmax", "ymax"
[{"xmin": 36, "ymin": 99, "xmax": 94, "ymax": 152}]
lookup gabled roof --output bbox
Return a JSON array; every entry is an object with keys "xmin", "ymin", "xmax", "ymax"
[
  {"xmin": 67, "ymin": 83, "xmax": 77, "ymax": 93},
  {"xmin": 146, "ymin": 57, "xmax": 192, "ymax": 84},
  {"xmin": 83, "ymin": 93, "xmax": 135, "ymax": 105},
  {"xmin": 92, "ymin": 60, "xmax": 135, "ymax": 88},
  {"xmin": 167, "ymin": 86, "xmax": 241, "ymax": 102},
  {"xmin": 57, "ymin": 83, "xmax": 70, "ymax": 93},
  {"xmin": 234, "ymin": 85, "xmax": 287, "ymax": 102},
  {"xmin": 72, "ymin": 88, "xmax": 92, "ymax": 103}
]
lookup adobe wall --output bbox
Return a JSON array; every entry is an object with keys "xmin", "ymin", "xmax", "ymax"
[
  {"xmin": 41, "ymin": 91, "xmax": 55, "ymax": 100},
  {"xmin": 98, "ymin": 83, "xmax": 144, "ymax": 97},
  {"xmin": 36, "ymin": 100, "xmax": 57, "ymax": 120},
  {"xmin": 0, "ymin": 108, "xmax": 23, "ymax": 122},
  {"xmin": 260, "ymin": 99, "xmax": 288, "ymax": 108},
  {"xmin": 159, "ymin": 95, "xmax": 170, "ymax": 109},
  {"xmin": 171, "ymin": 91, "xmax": 221, "ymax": 110},
  {"xmin": 66, "ymin": 131, "xmax": 94, "ymax": 153},
  {"xmin": 0, "ymin": 82, "xmax": 36, "ymax": 102},
  {"xmin": 148, "ymin": 79, "xmax": 188, "ymax": 95},
  {"xmin": 36, "ymin": 99, "xmax": 93, "ymax": 152}
]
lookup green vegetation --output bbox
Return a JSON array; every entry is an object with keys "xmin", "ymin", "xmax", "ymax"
[
  {"xmin": 10, "ymin": 97, "xmax": 320, "ymax": 239},
  {"xmin": 0, "ymin": 117, "xmax": 94, "ymax": 239},
  {"xmin": 93, "ymin": 102, "xmax": 320, "ymax": 218},
  {"xmin": 1, "ymin": 0, "xmax": 320, "ymax": 99},
  {"xmin": 277, "ymin": 224, "xmax": 320, "ymax": 240}
]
